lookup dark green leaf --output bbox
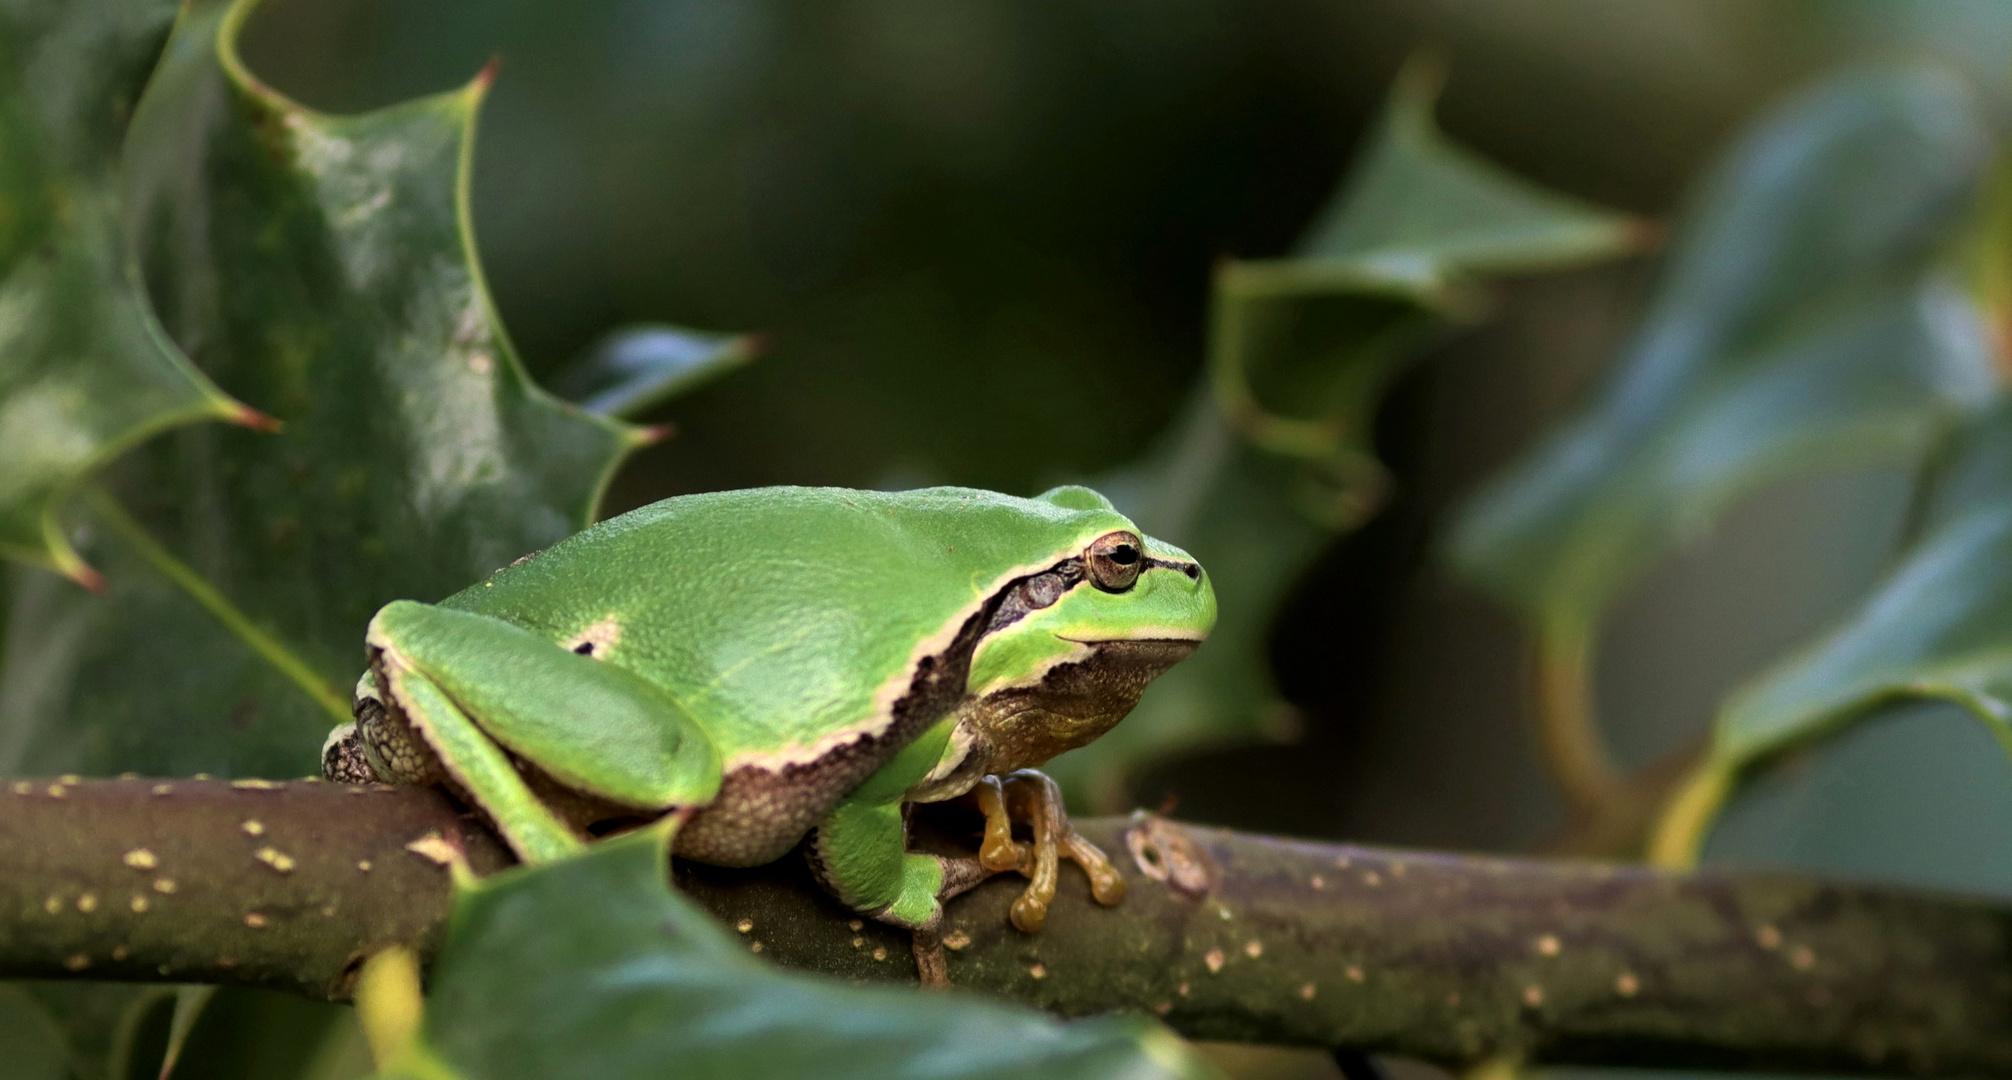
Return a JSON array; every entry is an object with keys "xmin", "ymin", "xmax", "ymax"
[
  {"xmin": 1211, "ymin": 59, "xmax": 1646, "ymax": 521},
  {"xmin": 382, "ymin": 831, "xmax": 1216, "ymax": 1080},
  {"xmin": 1, "ymin": 0, "xmax": 653, "ymax": 779},
  {"xmin": 544, "ymin": 324, "xmax": 758, "ymax": 420},
  {"xmin": 1448, "ymin": 69, "xmax": 2000, "ymax": 633},
  {"xmin": 1052, "ymin": 65, "xmax": 1643, "ymax": 803},
  {"xmin": 168, "ymin": 989, "xmax": 365, "ymax": 1080},
  {"xmin": 0, "ymin": 984, "xmax": 64, "ymax": 1080},
  {"xmin": 10, "ymin": 982, "xmax": 173, "ymax": 1080},
  {"xmin": 0, "ymin": 0, "xmax": 254, "ymax": 586},
  {"xmin": 0, "ymin": 14, "xmax": 244, "ymax": 1063},
  {"xmin": 1699, "ymin": 402, "xmax": 2012, "ymax": 799},
  {"xmin": 1292, "ymin": 60, "xmax": 1650, "ymax": 291},
  {"xmin": 1708, "ymin": 700, "xmax": 2012, "ymax": 894}
]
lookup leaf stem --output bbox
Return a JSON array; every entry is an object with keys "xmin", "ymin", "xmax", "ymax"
[
  {"xmin": 1647, "ymin": 762, "xmax": 1733, "ymax": 869},
  {"xmin": 1530, "ymin": 612, "xmax": 1623, "ymax": 816},
  {"xmin": 84, "ymin": 488, "xmax": 350, "ymax": 725}
]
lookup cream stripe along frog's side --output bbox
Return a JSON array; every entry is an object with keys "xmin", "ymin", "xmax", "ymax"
[{"xmin": 323, "ymin": 485, "xmax": 1215, "ymax": 975}]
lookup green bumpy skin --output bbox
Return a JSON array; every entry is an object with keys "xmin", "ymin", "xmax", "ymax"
[{"xmin": 332, "ymin": 485, "xmax": 1215, "ymax": 932}]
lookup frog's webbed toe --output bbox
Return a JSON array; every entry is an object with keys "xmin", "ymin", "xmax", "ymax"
[{"xmin": 971, "ymin": 769, "xmax": 1126, "ymax": 932}]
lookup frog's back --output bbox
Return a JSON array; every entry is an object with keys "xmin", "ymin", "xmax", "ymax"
[{"xmin": 441, "ymin": 486, "xmax": 1126, "ymax": 765}]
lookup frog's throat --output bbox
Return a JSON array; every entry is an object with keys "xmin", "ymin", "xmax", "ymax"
[{"xmin": 905, "ymin": 637, "xmax": 1200, "ymax": 804}]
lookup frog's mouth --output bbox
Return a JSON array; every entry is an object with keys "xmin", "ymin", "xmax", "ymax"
[
  {"xmin": 1046, "ymin": 637, "xmax": 1201, "ymax": 690},
  {"xmin": 1059, "ymin": 632, "xmax": 1206, "ymax": 647}
]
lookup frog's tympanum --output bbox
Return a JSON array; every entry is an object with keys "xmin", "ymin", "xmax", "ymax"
[{"xmin": 323, "ymin": 486, "xmax": 1215, "ymax": 978}]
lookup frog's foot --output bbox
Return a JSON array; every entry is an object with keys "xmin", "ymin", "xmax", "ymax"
[
  {"xmin": 972, "ymin": 769, "xmax": 1126, "ymax": 932},
  {"xmin": 935, "ymin": 853, "xmax": 998, "ymax": 901},
  {"xmin": 321, "ymin": 723, "xmax": 379, "ymax": 784},
  {"xmin": 901, "ymin": 855, "xmax": 998, "ymax": 989},
  {"xmin": 910, "ymin": 923, "xmax": 951, "ymax": 989}
]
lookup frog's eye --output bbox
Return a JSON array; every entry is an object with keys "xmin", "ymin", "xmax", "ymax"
[{"xmin": 1086, "ymin": 531, "xmax": 1144, "ymax": 592}]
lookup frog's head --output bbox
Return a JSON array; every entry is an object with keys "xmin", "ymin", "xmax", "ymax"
[
  {"xmin": 933, "ymin": 485, "xmax": 1216, "ymax": 787},
  {"xmin": 988, "ymin": 484, "xmax": 1215, "ymax": 651}
]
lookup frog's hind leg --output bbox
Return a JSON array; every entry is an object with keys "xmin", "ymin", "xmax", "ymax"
[
  {"xmin": 321, "ymin": 723, "xmax": 375, "ymax": 784},
  {"xmin": 972, "ymin": 769, "xmax": 1125, "ymax": 932},
  {"xmin": 375, "ymin": 658, "xmax": 585, "ymax": 864},
  {"xmin": 364, "ymin": 601, "xmax": 721, "ymax": 866}
]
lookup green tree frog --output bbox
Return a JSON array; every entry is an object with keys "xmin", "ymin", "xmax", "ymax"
[{"xmin": 323, "ymin": 485, "xmax": 1214, "ymax": 965}]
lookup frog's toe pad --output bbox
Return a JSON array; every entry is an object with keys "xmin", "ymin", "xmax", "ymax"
[
  {"xmin": 1065, "ymin": 832, "xmax": 1127, "ymax": 906},
  {"xmin": 1009, "ymin": 892, "xmax": 1049, "ymax": 933},
  {"xmin": 973, "ymin": 769, "xmax": 1126, "ymax": 933}
]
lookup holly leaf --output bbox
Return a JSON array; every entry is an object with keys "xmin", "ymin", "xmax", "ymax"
[
  {"xmin": 160, "ymin": 988, "xmax": 363, "ymax": 1080},
  {"xmin": 1049, "ymin": 64, "xmax": 1644, "ymax": 806},
  {"xmin": 0, "ymin": 0, "xmax": 258, "ymax": 587},
  {"xmin": 0, "ymin": 5, "xmax": 265, "ymax": 1074},
  {"xmin": 1653, "ymin": 401, "xmax": 2012, "ymax": 861},
  {"xmin": 6, "ymin": 983, "xmax": 173, "ymax": 1080},
  {"xmin": 0, "ymin": 0, "xmax": 656, "ymax": 779},
  {"xmin": 544, "ymin": 323, "xmax": 758, "ymax": 420},
  {"xmin": 1290, "ymin": 61, "xmax": 1650, "ymax": 291},
  {"xmin": 0, "ymin": 985, "xmax": 64, "ymax": 1080},
  {"xmin": 1210, "ymin": 58, "xmax": 1648, "ymax": 527},
  {"xmin": 367, "ymin": 831, "xmax": 1217, "ymax": 1080},
  {"xmin": 1447, "ymin": 69, "xmax": 2001, "ymax": 636}
]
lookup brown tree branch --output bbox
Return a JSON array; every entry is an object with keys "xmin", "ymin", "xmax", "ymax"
[{"xmin": 4, "ymin": 777, "xmax": 2011, "ymax": 1075}]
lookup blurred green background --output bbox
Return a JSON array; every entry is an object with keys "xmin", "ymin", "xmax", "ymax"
[{"xmin": 205, "ymin": 4, "xmax": 2012, "ymax": 1076}]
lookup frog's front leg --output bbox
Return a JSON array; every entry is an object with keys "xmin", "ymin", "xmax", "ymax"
[
  {"xmin": 809, "ymin": 767, "xmax": 1127, "ymax": 986},
  {"xmin": 972, "ymin": 769, "xmax": 1126, "ymax": 932},
  {"xmin": 804, "ymin": 792, "xmax": 999, "ymax": 919},
  {"xmin": 808, "ymin": 796, "xmax": 948, "ymax": 930},
  {"xmin": 807, "ymin": 792, "xmax": 997, "ymax": 987},
  {"xmin": 804, "ymin": 714, "xmax": 981, "ymax": 928}
]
